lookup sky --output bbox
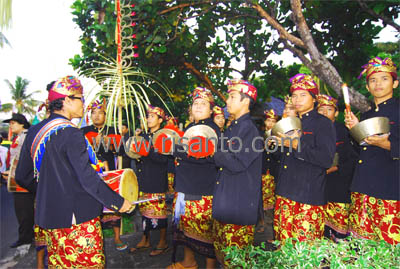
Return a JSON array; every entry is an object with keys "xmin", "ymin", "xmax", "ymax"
[{"xmin": 0, "ymin": 0, "xmax": 399, "ymax": 120}]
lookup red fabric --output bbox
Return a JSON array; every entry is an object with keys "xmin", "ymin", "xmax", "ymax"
[
  {"xmin": 107, "ymin": 134, "xmax": 122, "ymax": 150},
  {"xmin": 349, "ymin": 192, "xmax": 400, "ymax": 245},
  {"xmin": 187, "ymin": 136, "xmax": 214, "ymax": 158},
  {"xmin": 154, "ymin": 133, "xmax": 172, "ymax": 154},
  {"xmin": 46, "ymin": 217, "xmax": 105, "ymax": 268},
  {"xmin": 6, "ymin": 136, "xmax": 17, "ymax": 169},
  {"xmin": 164, "ymin": 124, "xmax": 184, "ymax": 137},
  {"xmin": 132, "ymin": 140, "xmax": 150, "ymax": 156},
  {"xmin": 84, "ymin": 131, "xmax": 98, "ymax": 145},
  {"xmin": 274, "ymin": 195, "xmax": 325, "ymax": 242}
]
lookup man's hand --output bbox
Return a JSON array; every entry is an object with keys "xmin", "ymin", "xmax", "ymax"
[
  {"xmin": 364, "ymin": 134, "xmax": 391, "ymax": 150},
  {"xmin": 344, "ymin": 111, "xmax": 359, "ymax": 129},
  {"xmin": 326, "ymin": 166, "xmax": 338, "ymax": 174},
  {"xmin": 277, "ymin": 130, "xmax": 301, "ymax": 150},
  {"xmin": 1, "ymin": 170, "xmax": 9, "ymax": 180},
  {"xmin": 119, "ymin": 199, "xmax": 133, "ymax": 213}
]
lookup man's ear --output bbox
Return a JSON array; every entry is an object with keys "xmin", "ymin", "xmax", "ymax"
[
  {"xmin": 393, "ymin": 79, "xmax": 399, "ymax": 89},
  {"xmin": 366, "ymin": 83, "xmax": 371, "ymax": 92},
  {"xmin": 335, "ymin": 110, "xmax": 339, "ymax": 118},
  {"xmin": 158, "ymin": 118, "xmax": 163, "ymax": 125}
]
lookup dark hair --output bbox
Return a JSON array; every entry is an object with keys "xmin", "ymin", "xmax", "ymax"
[
  {"xmin": 239, "ymin": 92, "xmax": 255, "ymax": 110},
  {"xmin": 49, "ymin": 98, "xmax": 65, "ymax": 113},
  {"xmin": 46, "ymin": 81, "xmax": 56, "ymax": 91}
]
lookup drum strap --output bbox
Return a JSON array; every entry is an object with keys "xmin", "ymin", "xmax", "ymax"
[{"xmin": 31, "ymin": 118, "xmax": 101, "ymax": 179}]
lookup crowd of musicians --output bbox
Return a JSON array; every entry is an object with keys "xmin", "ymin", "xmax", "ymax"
[{"xmin": 1, "ymin": 56, "xmax": 398, "ymax": 268}]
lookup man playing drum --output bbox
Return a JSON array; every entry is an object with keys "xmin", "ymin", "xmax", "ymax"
[{"xmin": 15, "ymin": 75, "xmax": 131, "ymax": 268}]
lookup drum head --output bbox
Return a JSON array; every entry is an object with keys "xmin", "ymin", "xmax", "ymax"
[
  {"xmin": 119, "ymin": 169, "xmax": 139, "ymax": 210},
  {"xmin": 7, "ymin": 157, "xmax": 28, "ymax": 193}
]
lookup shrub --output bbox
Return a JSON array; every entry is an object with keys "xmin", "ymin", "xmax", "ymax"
[{"xmin": 224, "ymin": 237, "xmax": 400, "ymax": 268}]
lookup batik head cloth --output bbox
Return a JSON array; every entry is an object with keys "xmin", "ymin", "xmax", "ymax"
[
  {"xmin": 227, "ymin": 79, "xmax": 257, "ymax": 101},
  {"xmin": 48, "ymin": 75, "xmax": 83, "ymax": 102},
  {"xmin": 264, "ymin": 109, "xmax": 279, "ymax": 120},
  {"xmin": 316, "ymin": 94, "xmax": 338, "ymax": 110},
  {"xmin": 358, "ymin": 57, "xmax": 397, "ymax": 80},
  {"xmin": 88, "ymin": 99, "xmax": 106, "ymax": 112},
  {"xmin": 147, "ymin": 104, "xmax": 165, "ymax": 119},
  {"xmin": 289, "ymin": 74, "xmax": 319, "ymax": 96},
  {"xmin": 213, "ymin": 105, "xmax": 224, "ymax": 118},
  {"xmin": 192, "ymin": 87, "xmax": 214, "ymax": 105}
]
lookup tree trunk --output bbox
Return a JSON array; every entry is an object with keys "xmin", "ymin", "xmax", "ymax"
[{"xmin": 252, "ymin": 1, "xmax": 371, "ymax": 112}]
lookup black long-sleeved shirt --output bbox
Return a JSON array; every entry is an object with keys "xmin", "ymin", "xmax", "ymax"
[
  {"xmin": 173, "ymin": 117, "xmax": 220, "ymax": 196},
  {"xmin": 135, "ymin": 131, "xmax": 169, "ymax": 193},
  {"xmin": 325, "ymin": 122, "xmax": 358, "ymax": 203},
  {"xmin": 351, "ymin": 97, "xmax": 399, "ymax": 200},
  {"xmin": 276, "ymin": 109, "xmax": 336, "ymax": 205},
  {"xmin": 15, "ymin": 113, "xmax": 124, "ymax": 229},
  {"xmin": 212, "ymin": 113, "xmax": 263, "ymax": 226}
]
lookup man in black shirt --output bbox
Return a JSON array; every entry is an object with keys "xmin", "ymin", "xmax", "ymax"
[
  {"xmin": 130, "ymin": 105, "xmax": 170, "ymax": 256},
  {"xmin": 168, "ymin": 87, "xmax": 220, "ymax": 269},
  {"xmin": 15, "ymin": 76, "xmax": 131, "ymax": 268},
  {"xmin": 274, "ymin": 74, "xmax": 336, "ymax": 243},
  {"xmin": 345, "ymin": 57, "xmax": 399, "ymax": 245},
  {"xmin": 212, "ymin": 79, "xmax": 262, "ymax": 266},
  {"xmin": 317, "ymin": 94, "xmax": 357, "ymax": 241}
]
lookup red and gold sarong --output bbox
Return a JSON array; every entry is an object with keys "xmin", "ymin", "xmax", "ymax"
[
  {"xmin": 179, "ymin": 195, "xmax": 214, "ymax": 243},
  {"xmin": 213, "ymin": 219, "xmax": 254, "ymax": 267},
  {"xmin": 349, "ymin": 192, "xmax": 400, "ymax": 245},
  {"xmin": 139, "ymin": 192, "xmax": 167, "ymax": 219},
  {"xmin": 274, "ymin": 195, "xmax": 325, "ymax": 242},
  {"xmin": 34, "ymin": 225, "xmax": 47, "ymax": 250},
  {"xmin": 46, "ymin": 217, "xmax": 104, "ymax": 268},
  {"xmin": 325, "ymin": 202, "xmax": 350, "ymax": 235},
  {"xmin": 261, "ymin": 170, "xmax": 275, "ymax": 210}
]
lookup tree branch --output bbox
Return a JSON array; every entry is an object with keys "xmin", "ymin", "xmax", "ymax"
[
  {"xmin": 357, "ymin": 0, "xmax": 400, "ymax": 33},
  {"xmin": 159, "ymin": 1, "xmax": 213, "ymax": 15},
  {"xmin": 250, "ymin": 3, "xmax": 305, "ymax": 49},
  {"xmin": 181, "ymin": 60, "xmax": 227, "ymax": 102}
]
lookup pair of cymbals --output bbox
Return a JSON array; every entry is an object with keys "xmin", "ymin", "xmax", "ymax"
[{"xmin": 125, "ymin": 136, "xmax": 145, "ymax": 159}]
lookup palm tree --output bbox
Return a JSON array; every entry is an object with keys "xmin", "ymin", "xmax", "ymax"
[
  {"xmin": 0, "ymin": 0, "xmax": 12, "ymax": 48},
  {"xmin": 1, "ymin": 76, "xmax": 40, "ymax": 116}
]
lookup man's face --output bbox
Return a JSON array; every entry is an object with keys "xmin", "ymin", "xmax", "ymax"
[
  {"xmin": 317, "ymin": 105, "xmax": 338, "ymax": 122},
  {"xmin": 68, "ymin": 94, "xmax": 85, "ymax": 119},
  {"xmin": 226, "ymin": 90, "xmax": 247, "ymax": 117},
  {"xmin": 292, "ymin": 90, "xmax": 315, "ymax": 115},
  {"xmin": 214, "ymin": 114, "xmax": 225, "ymax": 129},
  {"xmin": 121, "ymin": 125, "xmax": 128, "ymax": 136},
  {"xmin": 91, "ymin": 108, "xmax": 106, "ymax": 127},
  {"xmin": 264, "ymin": 118, "xmax": 277, "ymax": 131},
  {"xmin": 367, "ymin": 72, "xmax": 398, "ymax": 101},
  {"xmin": 283, "ymin": 103, "xmax": 296, "ymax": 118},
  {"xmin": 192, "ymin": 98, "xmax": 212, "ymax": 121},
  {"xmin": 147, "ymin": 113, "xmax": 162, "ymax": 129},
  {"xmin": 9, "ymin": 120, "xmax": 24, "ymax": 134}
]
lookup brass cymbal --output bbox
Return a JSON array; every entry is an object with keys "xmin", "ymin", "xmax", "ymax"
[
  {"xmin": 182, "ymin": 124, "xmax": 218, "ymax": 155},
  {"xmin": 350, "ymin": 117, "xmax": 390, "ymax": 144},
  {"xmin": 152, "ymin": 128, "xmax": 181, "ymax": 155},
  {"xmin": 271, "ymin": 116, "xmax": 302, "ymax": 136},
  {"xmin": 125, "ymin": 136, "xmax": 144, "ymax": 159}
]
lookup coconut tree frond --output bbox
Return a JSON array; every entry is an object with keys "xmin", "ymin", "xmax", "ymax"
[
  {"xmin": 0, "ymin": 31, "xmax": 11, "ymax": 48},
  {"xmin": 0, "ymin": 0, "xmax": 12, "ymax": 30},
  {"xmin": 0, "ymin": 103, "xmax": 13, "ymax": 112},
  {"xmin": 81, "ymin": 56, "xmax": 173, "ymax": 135}
]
